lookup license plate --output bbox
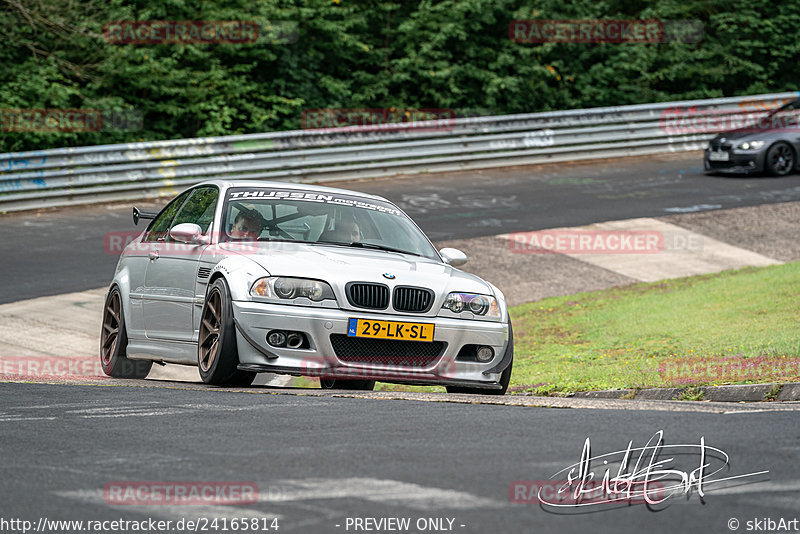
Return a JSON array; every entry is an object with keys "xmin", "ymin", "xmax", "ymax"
[
  {"xmin": 708, "ymin": 150, "xmax": 729, "ymax": 161},
  {"xmin": 348, "ymin": 318, "xmax": 434, "ymax": 342}
]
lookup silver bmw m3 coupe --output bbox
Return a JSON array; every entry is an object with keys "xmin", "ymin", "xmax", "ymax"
[{"xmin": 100, "ymin": 180, "xmax": 513, "ymax": 394}]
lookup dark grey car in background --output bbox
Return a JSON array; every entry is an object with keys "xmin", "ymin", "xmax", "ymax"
[{"xmin": 704, "ymin": 97, "xmax": 800, "ymax": 176}]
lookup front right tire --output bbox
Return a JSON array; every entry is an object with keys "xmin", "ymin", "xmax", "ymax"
[{"xmin": 198, "ymin": 278, "xmax": 257, "ymax": 386}]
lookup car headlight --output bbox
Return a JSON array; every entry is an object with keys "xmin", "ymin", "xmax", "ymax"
[
  {"xmin": 441, "ymin": 292, "xmax": 501, "ymax": 318},
  {"xmin": 251, "ymin": 277, "xmax": 336, "ymax": 304},
  {"xmin": 737, "ymin": 140, "xmax": 765, "ymax": 150}
]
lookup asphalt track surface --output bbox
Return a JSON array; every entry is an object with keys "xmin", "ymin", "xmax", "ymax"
[
  {"xmin": 2, "ymin": 153, "xmax": 800, "ymax": 533},
  {"xmin": 2, "ymin": 151, "xmax": 800, "ymax": 303},
  {"xmin": 1, "ymin": 382, "xmax": 797, "ymax": 534}
]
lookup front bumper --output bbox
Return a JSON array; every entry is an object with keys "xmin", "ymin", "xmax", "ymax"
[
  {"xmin": 703, "ymin": 148, "xmax": 765, "ymax": 174},
  {"xmin": 232, "ymin": 300, "xmax": 511, "ymax": 388}
]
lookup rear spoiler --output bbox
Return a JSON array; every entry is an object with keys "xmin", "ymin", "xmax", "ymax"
[{"xmin": 132, "ymin": 206, "xmax": 158, "ymax": 226}]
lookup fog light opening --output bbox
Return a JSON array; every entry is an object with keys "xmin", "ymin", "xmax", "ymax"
[
  {"xmin": 267, "ymin": 330, "xmax": 287, "ymax": 347},
  {"xmin": 476, "ymin": 346, "xmax": 494, "ymax": 362},
  {"xmin": 286, "ymin": 333, "xmax": 304, "ymax": 349}
]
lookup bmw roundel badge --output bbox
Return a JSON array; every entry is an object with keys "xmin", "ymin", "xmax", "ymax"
[{"xmin": 382, "ymin": 273, "xmax": 396, "ymax": 279}]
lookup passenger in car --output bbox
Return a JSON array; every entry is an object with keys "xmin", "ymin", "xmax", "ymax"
[{"xmin": 319, "ymin": 217, "xmax": 361, "ymax": 243}]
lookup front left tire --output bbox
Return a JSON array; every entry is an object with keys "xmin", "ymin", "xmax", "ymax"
[
  {"xmin": 765, "ymin": 142, "xmax": 795, "ymax": 176},
  {"xmin": 198, "ymin": 278, "xmax": 256, "ymax": 386},
  {"xmin": 100, "ymin": 287, "xmax": 152, "ymax": 379}
]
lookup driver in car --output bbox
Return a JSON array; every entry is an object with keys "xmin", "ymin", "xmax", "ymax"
[{"xmin": 230, "ymin": 211, "xmax": 263, "ymax": 240}]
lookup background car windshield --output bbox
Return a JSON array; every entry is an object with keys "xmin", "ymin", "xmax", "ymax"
[
  {"xmin": 766, "ymin": 98, "xmax": 800, "ymax": 121},
  {"xmin": 222, "ymin": 188, "xmax": 439, "ymax": 260},
  {"xmin": 772, "ymin": 98, "xmax": 800, "ymax": 114},
  {"xmin": 746, "ymin": 98, "xmax": 800, "ymax": 129}
]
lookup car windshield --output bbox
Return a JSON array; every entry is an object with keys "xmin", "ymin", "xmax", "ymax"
[
  {"xmin": 733, "ymin": 98, "xmax": 800, "ymax": 131},
  {"xmin": 222, "ymin": 187, "xmax": 440, "ymax": 260},
  {"xmin": 768, "ymin": 98, "xmax": 800, "ymax": 116}
]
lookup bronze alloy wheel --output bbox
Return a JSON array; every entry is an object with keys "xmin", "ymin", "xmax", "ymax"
[
  {"xmin": 198, "ymin": 287, "xmax": 222, "ymax": 373},
  {"xmin": 197, "ymin": 278, "xmax": 257, "ymax": 386},
  {"xmin": 100, "ymin": 289, "xmax": 122, "ymax": 366},
  {"xmin": 99, "ymin": 287, "xmax": 151, "ymax": 379}
]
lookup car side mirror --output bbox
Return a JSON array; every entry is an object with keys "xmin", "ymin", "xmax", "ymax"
[
  {"xmin": 440, "ymin": 247, "xmax": 468, "ymax": 267},
  {"xmin": 170, "ymin": 223, "xmax": 209, "ymax": 245}
]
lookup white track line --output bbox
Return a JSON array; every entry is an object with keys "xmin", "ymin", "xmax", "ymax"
[{"xmin": 500, "ymin": 217, "xmax": 780, "ymax": 282}]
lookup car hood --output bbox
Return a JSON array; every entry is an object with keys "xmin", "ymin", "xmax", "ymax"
[
  {"xmin": 218, "ymin": 241, "xmax": 494, "ymax": 296},
  {"xmin": 711, "ymin": 126, "xmax": 789, "ymax": 143}
]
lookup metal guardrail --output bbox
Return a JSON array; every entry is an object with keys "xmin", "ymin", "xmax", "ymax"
[{"xmin": 1, "ymin": 91, "xmax": 797, "ymax": 212}]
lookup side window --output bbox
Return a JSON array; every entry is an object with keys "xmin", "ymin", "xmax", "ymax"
[
  {"xmin": 145, "ymin": 191, "xmax": 191, "ymax": 242},
  {"xmin": 171, "ymin": 187, "xmax": 218, "ymax": 234}
]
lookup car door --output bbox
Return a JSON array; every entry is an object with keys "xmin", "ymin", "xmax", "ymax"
[
  {"xmin": 143, "ymin": 186, "xmax": 218, "ymax": 341},
  {"xmin": 128, "ymin": 190, "xmax": 191, "ymax": 338}
]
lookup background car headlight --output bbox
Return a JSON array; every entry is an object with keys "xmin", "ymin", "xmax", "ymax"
[
  {"xmin": 442, "ymin": 292, "xmax": 500, "ymax": 318},
  {"xmin": 737, "ymin": 140, "xmax": 765, "ymax": 150},
  {"xmin": 251, "ymin": 277, "xmax": 335, "ymax": 303}
]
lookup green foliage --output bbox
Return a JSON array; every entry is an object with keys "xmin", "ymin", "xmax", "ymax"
[
  {"xmin": 0, "ymin": 0, "xmax": 797, "ymax": 152},
  {"xmin": 679, "ymin": 387, "xmax": 705, "ymax": 401}
]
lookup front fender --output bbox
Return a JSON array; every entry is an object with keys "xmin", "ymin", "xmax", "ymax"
[
  {"xmin": 486, "ymin": 281, "xmax": 509, "ymax": 323},
  {"xmin": 109, "ymin": 257, "xmax": 144, "ymax": 339},
  {"xmin": 208, "ymin": 255, "xmax": 270, "ymax": 301}
]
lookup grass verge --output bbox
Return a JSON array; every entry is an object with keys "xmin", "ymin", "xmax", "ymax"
[{"xmin": 509, "ymin": 262, "xmax": 800, "ymax": 395}]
